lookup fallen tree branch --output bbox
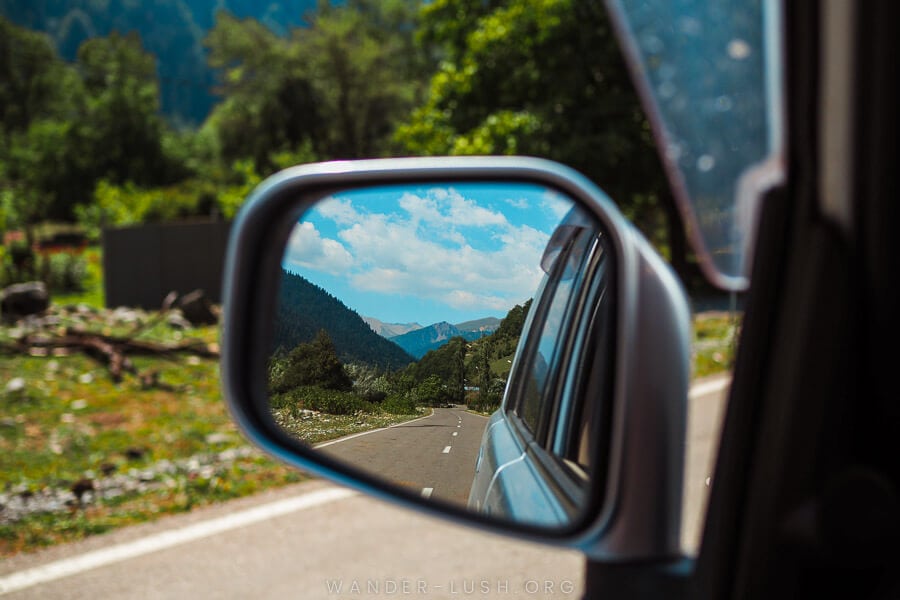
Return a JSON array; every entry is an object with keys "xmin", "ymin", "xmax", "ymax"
[{"xmin": 4, "ymin": 330, "xmax": 219, "ymax": 384}]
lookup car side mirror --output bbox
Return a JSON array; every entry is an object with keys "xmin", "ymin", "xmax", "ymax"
[{"xmin": 221, "ymin": 157, "xmax": 690, "ymax": 561}]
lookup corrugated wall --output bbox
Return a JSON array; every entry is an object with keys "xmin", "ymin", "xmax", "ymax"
[{"xmin": 102, "ymin": 221, "xmax": 232, "ymax": 309}]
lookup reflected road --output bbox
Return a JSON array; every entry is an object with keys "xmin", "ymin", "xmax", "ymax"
[{"xmin": 318, "ymin": 408, "xmax": 489, "ymax": 505}]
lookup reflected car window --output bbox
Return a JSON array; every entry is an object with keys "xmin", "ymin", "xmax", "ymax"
[
  {"xmin": 517, "ymin": 225, "xmax": 596, "ymax": 438},
  {"xmin": 552, "ymin": 238, "xmax": 611, "ymax": 472}
]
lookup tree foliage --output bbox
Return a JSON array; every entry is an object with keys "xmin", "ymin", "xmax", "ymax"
[
  {"xmin": 77, "ymin": 32, "xmax": 174, "ymax": 188},
  {"xmin": 396, "ymin": 0, "xmax": 670, "ymax": 245},
  {"xmin": 0, "ymin": 20, "xmax": 183, "ymax": 227},
  {"xmin": 269, "ymin": 329, "xmax": 353, "ymax": 394},
  {"xmin": 203, "ymin": 2, "xmax": 423, "ymax": 171},
  {"xmin": 274, "ymin": 271, "xmax": 415, "ymax": 371},
  {"xmin": 0, "ymin": 1, "xmax": 700, "ymax": 286}
]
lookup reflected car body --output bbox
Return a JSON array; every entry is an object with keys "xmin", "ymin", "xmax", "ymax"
[{"xmin": 468, "ymin": 206, "xmax": 614, "ymax": 526}]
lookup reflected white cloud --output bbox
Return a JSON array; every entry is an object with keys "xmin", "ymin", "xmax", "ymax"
[
  {"xmin": 504, "ymin": 197, "xmax": 530, "ymax": 209},
  {"xmin": 284, "ymin": 222, "xmax": 354, "ymax": 275},
  {"xmin": 542, "ymin": 191, "xmax": 572, "ymax": 221},
  {"xmin": 286, "ymin": 186, "xmax": 565, "ymax": 318},
  {"xmin": 315, "ymin": 198, "xmax": 361, "ymax": 226}
]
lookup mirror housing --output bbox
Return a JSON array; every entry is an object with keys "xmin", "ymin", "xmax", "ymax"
[{"xmin": 221, "ymin": 157, "xmax": 690, "ymax": 561}]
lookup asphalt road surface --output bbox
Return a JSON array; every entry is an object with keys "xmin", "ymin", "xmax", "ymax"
[
  {"xmin": 0, "ymin": 378, "xmax": 729, "ymax": 598},
  {"xmin": 0, "ymin": 482, "xmax": 585, "ymax": 599},
  {"xmin": 318, "ymin": 407, "xmax": 489, "ymax": 506}
]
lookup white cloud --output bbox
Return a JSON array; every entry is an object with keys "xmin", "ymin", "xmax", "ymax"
[
  {"xmin": 283, "ymin": 221, "xmax": 354, "ymax": 275},
  {"xmin": 504, "ymin": 197, "xmax": 530, "ymax": 209},
  {"xmin": 338, "ymin": 212, "xmax": 547, "ymax": 311},
  {"xmin": 399, "ymin": 189, "xmax": 509, "ymax": 228},
  {"xmin": 444, "ymin": 290, "xmax": 512, "ymax": 311},
  {"xmin": 542, "ymin": 190, "xmax": 573, "ymax": 221},
  {"xmin": 291, "ymin": 187, "xmax": 561, "ymax": 316},
  {"xmin": 314, "ymin": 197, "xmax": 360, "ymax": 226}
]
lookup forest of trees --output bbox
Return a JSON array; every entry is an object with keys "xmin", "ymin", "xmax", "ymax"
[
  {"xmin": 273, "ymin": 270, "xmax": 415, "ymax": 371},
  {"xmin": 1, "ymin": 0, "xmax": 709, "ymax": 412},
  {"xmin": 0, "ymin": 0, "xmax": 704, "ymax": 283},
  {"xmin": 0, "ymin": 0, "xmax": 322, "ymax": 124},
  {"xmin": 269, "ymin": 298, "xmax": 533, "ymax": 417}
]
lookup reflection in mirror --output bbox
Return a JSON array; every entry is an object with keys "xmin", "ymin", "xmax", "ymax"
[{"xmin": 268, "ymin": 182, "xmax": 605, "ymax": 528}]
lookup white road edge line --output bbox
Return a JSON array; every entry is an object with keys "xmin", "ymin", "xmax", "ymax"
[
  {"xmin": 314, "ymin": 410, "xmax": 434, "ymax": 449},
  {"xmin": 0, "ymin": 487, "xmax": 355, "ymax": 596},
  {"xmin": 442, "ymin": 446, "xmax": 452, "ymax": 454},
  {"xmin": 421, "ymin": 488, "xmax": 434, "ymax": 499},
  {"xmin": 688, "ymin": 376, "xmax": 731, "ymax": 400}
]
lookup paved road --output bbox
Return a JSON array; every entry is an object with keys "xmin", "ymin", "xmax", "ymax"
[
  {"xmin": 0, "ymin": 378, "xmax": 729, "ymax": 598},
  {"xmin": 0, "ymin": 481, "xmax": 584, "ymax": 599},
  {"xmin": 681, "ymin": 376, "xmax": 730, "ymax": 554},
  {"xmin": 318, "ymin": 408, "xmax": 488, "ymax": 506}
]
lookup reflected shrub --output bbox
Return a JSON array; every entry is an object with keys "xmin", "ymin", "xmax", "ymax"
[
  {"xmin": 271, "ymin": 386, "xmax": 376, "ymax": 416},
  {"xmin": 382, "ymin": 395, "xmax": 418, "ymax": 415}
]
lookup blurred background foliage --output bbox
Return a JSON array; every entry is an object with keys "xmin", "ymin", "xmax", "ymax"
[{"xmin": 0, "ymin": 0, "xmax": 710, "ymax": 292}]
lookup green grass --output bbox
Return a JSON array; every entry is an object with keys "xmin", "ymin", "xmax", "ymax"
[
  {"xmin": 490, "ymin": 354, "xmax": 515, "ymax": 378},
  {"xmin": 692, "ymin": 311, "xmax": 742, "ymax": 378},
  {"xmin": 0, "ymin": 318, "xmax": 306, "ymax": 557},
  {"xmin": 273, "ymin": 407, "xmax": 427, "ymax": 444}
]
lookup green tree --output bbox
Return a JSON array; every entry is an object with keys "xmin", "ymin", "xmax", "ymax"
[
  {"xmin": 410, "ymin": 336, "xmax": 467, "ymax": 403},
  {"xmin": 204, "ymin": 12, "xmax": 322, "ymax": 171},
  {"xmin": 1, "ymin": 23, "xmax": 184, "ymax": 227},
  {"xmin": 304, "ymin": 0, "xmax": 424, "ymax": 158},
  {"xmin": 0, "ymin": 17, "xmax": 73, "ymax": 134},
  {"xmin": 396, "ymin": 0, "xmax": 688, "ymax": 272},
  {"xmin": 77, "ymin": 32, "xmax": 175, "ymax": 187},
  {"xmin": 204, "ymin": 2, "xmax": 423, "ymax": 171},
  {"xmin": 475, "ymin": 339, "xmax": 493, "ymax": 406},
  {"xmin": 416, "ymin": 374, "xmax": 448, "ymax": 407},
  {"xmin": 269, "ymin": 329, "xmax": 353, "ymax": 394},
  {"xmin": 0, "ymin": 17, "xmax": 87, "ymax": 229}
]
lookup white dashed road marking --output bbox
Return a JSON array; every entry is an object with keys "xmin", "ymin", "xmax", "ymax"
[{"xmin": 442, "ymin": 446, "xmax": 452, "ymax": 454}]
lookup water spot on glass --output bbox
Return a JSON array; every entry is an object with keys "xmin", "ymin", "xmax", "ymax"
[
  {"xmin": 727, "ymin": 39, "xmax": 752, "ymax": 60},
  {"xmin": 665, "ymin": 143, "xmax": 683, "ymax": 161},
  {"xmin": 658, "ymin": 63, "xmax": 677, "ymax": 81},
  {"xmin": 698, "ymin": 154, "xmax": 716, "ymax": 172},
  {"xmin": 641, "ymin": 34, "xmax": 664, "ymax": 54},
  {"xmin": 678, "ymin": 17, "xmax": 702, "ymax": 36},
  {"xmin": 658, "ymin": 80, "xmax": 677, "ymax": 99},
  {"xmin": 714, "ymin": 95, "xmax": 734, "ymax": 112}
]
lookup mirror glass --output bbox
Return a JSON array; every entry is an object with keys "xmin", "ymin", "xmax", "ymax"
[{"xmin": 268, "ymin": 181, "xmax": 612, "ymax": 529}]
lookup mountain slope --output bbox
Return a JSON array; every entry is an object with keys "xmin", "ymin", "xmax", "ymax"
[
  {"xmin": 273, "ymin": 271, "xmax": 414, "ymax": 371},
  {"xmin": 0, "ymin": 0, "xmax": 320, "ymax": 124},
  {"xmin": 362, "ymin": 317, "xmax": 423, "ymax": 339},
  {"xmin": 454, "ymin": 317, "xmax": 501, "ymax": 335},
  {"xmin": 390, "ymin": 322, "xmax": 489, "ymax": 359}
]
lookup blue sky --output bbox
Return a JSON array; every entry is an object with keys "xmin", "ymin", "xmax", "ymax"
[{"xmin": 281, "ymin": 182, "xmax": 574, "ymax": 326}]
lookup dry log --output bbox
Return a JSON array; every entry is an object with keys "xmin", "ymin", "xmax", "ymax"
[{"xmin": 2, "ymin": 330, "xmax": 218, "ymax": 384}]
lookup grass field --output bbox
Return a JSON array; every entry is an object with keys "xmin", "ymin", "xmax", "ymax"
[{"xmin": 0, "ymin": 312, "xmax": 316, "ymax": 556}]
